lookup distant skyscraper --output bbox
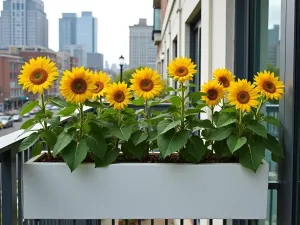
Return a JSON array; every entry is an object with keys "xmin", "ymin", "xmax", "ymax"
[
  {"xmin": 105, "ymin": 60, "xmax": 109, "ymax": 69},
  {"xmin": 268, "ymin": 25, "xmax": 280, "ymax": 67},
  {"xmin": 0, "ymin": 0, "xmax": 48, "ymax": 48},
  {"xmin": 64, "ymin": 44, "xmax": 87, "ymax": 67},
  {"xmin": 59, "ymin": 13, "xmax": 77, "ymax": 51},
  {"xmin": 86, "ymin": 52, "xmax": 103, "ymax": 71},
  {"xmin": 129, "ymin": 19, "xmax": 156, "ymax": 69},
  {"xmin": 77, "ymin": 12, "xmax": 98, "ymax": 53}
]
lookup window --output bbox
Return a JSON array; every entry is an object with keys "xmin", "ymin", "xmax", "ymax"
[{"xmin": 190, "ymin": 26, "xmax": 201, "ymax": 92}]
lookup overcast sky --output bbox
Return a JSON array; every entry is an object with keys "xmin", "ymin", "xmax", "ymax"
[{"xmin": 0, "ymin": 0, "xmax": 281, "ymax": 66}]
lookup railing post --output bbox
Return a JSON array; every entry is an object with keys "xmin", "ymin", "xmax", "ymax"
[{"xmin": 1, "ymin": 148, "xmax": 17, "ymax": 225}]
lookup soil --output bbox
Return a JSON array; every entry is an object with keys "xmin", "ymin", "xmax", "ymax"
[{"xmin": 36, "ymin": 152, "xmax": 239, "ymax": 164}]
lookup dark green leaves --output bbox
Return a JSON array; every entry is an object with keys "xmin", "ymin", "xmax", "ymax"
[
  {"xmin": 19, "ymin": 132, "xmax": 39, "ymax": 152},
  {"xmin": 131, "ymin": 131, "xmax": 148, "ymax": 146},
  {"xmin": 183, "ymin": 136, "xmax": 207, "ymax": 163},
  {"xmin": 247, "ymin": 121, "xmax": 267, "ymax": 138},
  {"xmin": 111, "ymin": 124, "xmax": 132, "ymax": 141},
  {"xmin": 19, "ymin": 100, "xmax": 39, "ymax": 116},
  {"xmin": 50, "ymin": 97, "xmax": 68, "ymax": 108},
  {"xmin": 95, "ymin": 148, "xmax": 120, "ymax": 167},
  {"xmin": 20, "ymin": 118, "xmax": 36, "ymax": 129},
  {"xmin": 227, "ymin": 135, "xmax": 247, "ymax": 153},
  {"xmin": 131, "ymin": 97, "xmax": 145, "ymax": 106},
  {"xmin": 261, "ymin": 116, "xmax": 281, "ymax": 126},
  {"xmin": 48, "ymin": 116, "xmax": 61, "ymax": 129},
  {"xmin": 239, "ymin": 140, "xmax": 265, "ymax": 172},
  {"xmin": 32, "ymin": 142, "xmax": 42, "ymax": 157},
  {"xmin": 40, "ymin": 130, "xmax": 57, "ymax": 149},
  {"xmin": 263, "ymin": 133, "xmax": 283, "ymax": 158},
  {"xmin": 188, "ymin": 92, "xmax": 206, "ymax": 102},
  {"xmin": 157, "ymin": 120, "xmax": 181, "ymax": 135},
  {"xmin": 53, "ymin": 131, "xmax": 74, "ymax": 156},
  {"xmin": 216, "ymin": 113, "xmax": 236, "ymax": 128},
  {"xmin": 206, "ymin": 127, "xmax": 233, "ymax": 141},
  {"xmin": 157, "ymin": 129, "xmax": 189, "ymax": 157},
  {"xmin": 62, "ymin": 140, "xmax": 89, "ymax": 172},
  {"xmin": 170, "ymin": 96, "xmax": 182, "ymax": 107},
  {"xmin": 85, "ymin": 124, "xmax": 107, "ymax": 160},
  {"xmin": 58, "ymin": 106, "xmax": 77, "ymax": 117}
]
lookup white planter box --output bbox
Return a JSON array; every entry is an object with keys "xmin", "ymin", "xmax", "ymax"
[{"xmin": 23, "ymin": 155, "xmax": 269, "ymax": 220}]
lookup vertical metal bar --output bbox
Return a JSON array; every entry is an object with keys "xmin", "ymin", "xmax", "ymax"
[
  {"xmin": 112, "ymin": 219, "xmax": 115, "ymax": 225},
  {"xmin": 138, "ymin": 219, "xmax": 141, "ymax": 225},
  {"xmin": 98, "ymin": 219, "xmax": 102, "ymax": 225},
  {"xmin": 223, "ymin": 219, "xmax": 227, "ymax": 225},
  {"xmin": 165, "ymin": 219, "xmax": 168, "ymax": 225},
  {"xmin": 18, "ymin": 151, "xmax": 24, "ymax": 225},
  {"xmin": 1, "ymin": 149, "xmax": 17, "ymax": 225},
  {"xmin": 193, "ymin": 219, "xmax": 197, "ymax": 225},
  {"xmin": 209, "ymin": 219, "xmax": 213, "ymax": 225},
  {"xmin": 151, "ymin": 219, "xmax": 154, "ymax": 225},
  {"xmin": 180, "ymin": 219, "xmax": 184, "ymax": 225},
  {"xmin": 125, "ymin": 219, "xmax": 128, "ymax": 225}
]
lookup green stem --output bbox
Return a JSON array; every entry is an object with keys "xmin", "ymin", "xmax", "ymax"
[
  {"xmin": 255, "ymin": 98, "xmax": 265, "ymax": 119},
  {"xmin": 41, "ymin": 93, "xmax": 52, "ymax": 158},
  {"xmin": 238, "ymin": 110, "xmax": 243, "ymax": 137},
  {"xmin": 145, "ymin": 99, "xmax": 149, "ymax": 158},
  {"xmin": 211, "ymin": 106, "xmax": 214, "ymax": 125},
  {"xmin": 181, "ymin": 83, "xmax": 185, "ymax": 130},
  {"xmin": 78, "ymin": 103, "xmax": 84, "ymax": 141}
]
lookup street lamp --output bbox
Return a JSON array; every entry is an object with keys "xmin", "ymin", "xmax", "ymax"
[{"xmin": 119, "ymin": 55, "xmax": 125, "ymax": 82}]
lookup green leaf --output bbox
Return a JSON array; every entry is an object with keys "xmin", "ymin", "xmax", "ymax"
[
  {"xmin": 32, "ymin": 142, "xmax": 42, "ymax": 157},
  {"xmin": 135, "ymin": 109, "xmax": 145, "ymax": 115},
  {"xmin": 19, "ymin": 132, "xmax": 39, "ymax": 152},
  {"xmin": 227, "ymin": 135, "xmax": 247, "ymax": 153},
  {"xmin": 58, "ymin": 106, "xmax": 77, "ymax": 117},
  {"xmin": 132, "ymin": 97, "xmax": 145, "ymax": 106},
  {"xmin": 247, "ymin": 120, "xmax": 268, "ymax": 138},
  {"xmin": 48, "ymin": 116, "xmax": 61, "ymax": 129},
  {"xmin": 52, "ymin": 131, "xmax": 74, "ymax": 156},
  {"xmin": 89, "ymin": 117, "xmax": 110, "ymax": 127},
  {"xmin": 40, "ymin": 130, "xmax": 57, "ymax": 149},
  {"xmin": 221, "ymin": 107, "xmax": 237, "ymax": 113},
  {"xmin": 165, "ymin": 87, "xmax": 175, "ymax": 92},
  {"xmin": 62, "ymin": 140, "xmax": 89, "ymax": 172},
  {"xmin": 51, "ymin": 97, "xmax": 68, "ymax": 108},
  {"xmin": 95, "ymin": 148, "xmax": 120, "ymax": 167},
  {"xmin": 190, "ymin": 119, "xmax": 214, "ymax": 129},
  {"xmin": 20, "ymin": 118, "xmax": 36, "ymax": 129},
  {"xmin": 239, "ymin": 140, "xmax": 265, "ymax": 172},
  {"xmin": 84, "ymin": 100, "xmax": 102, "ymax": 108},
  {"xmin": 262, "ymin": 134, "xmax": 283, "ymax": 158},
  {"xmin": 150, "ymin": 113, "xmax": 171, "ymax": 121},
  {"xmin": 122, "ymin": 141, "xmax": 146, "ymax": 159},
  {"xmin": 216, "ymin": 113, "xmax": 236, "ymax": 128},
  {"xmin": 63, "ymin": 119, "xmax": 78, "ymax": 131},
  {"xmin": 213, "ymin": 140, "xmax": 232, "ymax": 157},
  {"xmin": 158, "ymin": 120, "xmax": 181, "ymax": 135},
  {"xmin": 185, "ymin": 108, "xmax": 203, "ymax": 116},
  {"xmin": 111, "ymin": 124, "xmax": 132, "ymax": 141},
  {"xmin": 206, "ymin": 127, "xmax": 233, "ymax": 141},
  {"xmin": 261, "ymin": 116, "xmax": 281, "ymax": 126},
  {"xmin": 183, "ymin": 136, "xmax": 207, "ymax": 163},
  {"xmin": 157, "ymin": 129, "xmax": 189, "ymax": 157},
  {"xmin": 271, "ymin": 153, "xmax": 282, "ymax": 163},
  {"xmin": 149, "ymin": 100, "xmax": 161, "ymax": 107},
  {"xmin": 170, "ymin": 96, "xmax": 182, "ymax": 107},
  {"xmin": 188, "ymin": 92, "xmax": 206, "ymax": 101},
  {"xmin": 19, "ymin": 100, "xmax": 39, "ymax": 116},
  {"xmin": 85, "ymin": 124, "xmax": 107, "ymax": 159},
  {"xmin": 132, "ymin": 131, "xmax": 148, "ymax": 146}
]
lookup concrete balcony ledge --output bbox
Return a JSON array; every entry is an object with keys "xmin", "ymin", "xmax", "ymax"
[{"xmin": 153, "ymin": 31, "xmax": 162, "ymax": 45}]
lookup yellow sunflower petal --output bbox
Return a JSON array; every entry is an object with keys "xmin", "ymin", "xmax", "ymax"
[
  {"xmin": 213, "ymin": 68, "xmax": 235, "ymax": 89},
  {"xmin": 201, "ymin": 80, "xmax": 225, "ymax": 106},
  {"xmin": 91, "ymin": 71, "xmax": 111, "ymax": 99},
  {"xmin": 168, "ymin": 57, "xmax": 197, "ymax": 83},
  {"xmin": 106, "ymin": 82, "xmax": 132, "ymax": 110}
]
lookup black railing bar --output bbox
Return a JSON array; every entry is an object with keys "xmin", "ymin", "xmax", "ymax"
[
  {"xmin": 151, "ymin": 219, "xmax": 154, "ymax": 225},
  {"xmin": 223, "ymin": 219, "xmax": 227, "ymax": 225},
  {"xmin": 138, "ymin": 219, "xmax": 142, "ymax": 225},
  {"xmin": 180, "ymin": 219, "xmax": 184, "ymax": 225},
  {"xmin": 268, "ymin": 181, "xmax": 279, "ymax": 190},
  {"xmin": 209, "ymin": 219, "xmax": 213, "ymax": 225},
  {"xmin": 193, "ymin": 219, "xmax": 197, "ymax": 225},
  {"xmin": 165, "ymin": 219, "xmax": 168, "ymax": 225},
  {"xmin": 125, "ymin": 219, "xmax": 129, "ymax": 225},
  {"xmin": 112, "ymin": 219, "xmax": 115, "ymax": 225}
]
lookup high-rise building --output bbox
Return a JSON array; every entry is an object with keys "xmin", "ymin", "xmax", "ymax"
[
  {"xmin": 268, "ymin": 25, "xmax": 280, "ymax": 67},
  {"xmin": 129, "ymin": 19, "xmax": 156, "ymax": 70},
  {"xmin": 59, "ymin": 13, "xmax": 77, "ymax": 51},
  {"xmin": 64, "ymin": 44, "xmax": 87, "ymax": 67},
  {"xmin": 0, "ymin": 0, "xmax": 48, "ymax": 48},
  {"xmin": 86, "ymin": 52, "xmax": 103, "ymax": 71},
  {"xmin": 77, "ymin": 12, "xmax": 98, "ymax": 53}
]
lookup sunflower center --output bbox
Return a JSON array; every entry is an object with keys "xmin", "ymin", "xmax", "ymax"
[
  {"xmin": 114, "ymin": 91, "xmax": 125, "ymax": 103},
  {"xmin": 219, "ymin": 77, "xmax": 230, "ymax": 88},
  {"xmin": 175, "ymin": 66, "xmax": 189, "ymax": 77},
  {"xmin": 207, "ymin": 89, "xmax": 219, "ymax": 100},
  {"xmin": 29, "ymin": 69, "xmax": 48, "ymax": 85},
  {"xmin": 262, "ymin": 81, "xmax": 276, "ymax": 93},
  {"xmin": 139, "ymin": 78, "xmax": 154, "ymax": 92},
  {"xmin": 94, "ymin": 81, "xmax": 104, "ymax": 93},
  {"xmin": 71, "ymin": 78, "xmax": 87, "ymax": 94},
  {"xmin": 237, "ymin": 91, "xmax": 250, "ymax": 104}
]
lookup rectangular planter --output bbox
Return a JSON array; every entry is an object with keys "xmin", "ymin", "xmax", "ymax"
[{"xmin": 23, "ymin": 155, "xmax": 269, "ymax": 220}]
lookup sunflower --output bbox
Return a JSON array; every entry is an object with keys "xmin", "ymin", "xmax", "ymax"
[
  {"xmin": 213, "ymin": 68, "xmax": 235, "ymax": 88},
  {"xmin": 168, "ymin": 57, "xmax": 197, "ymax": 83},
  {"xmin": 106, "ymin": 82, "xmax": 132, "ymax": 110},
  {"xmin": 130, "ymin": 67, "xmax": 164, "ymax": 100},
  {"xmin": 201, "ymin": 80, "xmax": 225, "ymax": 106},
  {"xmin": 18, "ymin": 57, "xmax": 59, "ymax": 94},
  {"xmin": 227, "ymin": 79, "xmax": 259, "ymax": 112},
  {"xmin": 254, "ymin": 70, "xmax": 284, "ymax": 100},
  {"xmin": 60, "ymin": 67, "xmax": 95, "ymax": 104},
  {"xmin": 92, "ymin": 71, "xmax": 110, "ymax": 99}
]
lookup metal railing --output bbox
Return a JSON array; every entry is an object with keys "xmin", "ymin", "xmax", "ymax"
[{"xmin": 0, "ymin": 104, "xmax": 280, "ymax": 225}]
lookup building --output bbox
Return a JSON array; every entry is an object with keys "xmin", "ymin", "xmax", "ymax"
[
  {"xmin": 64, "ymin": 44, "xmax": 87, "ymax": 67},
  {"xmin": 105, "ymin": 60, "xmax": 109, "ymax": 69},
  {"xmin": 86, "ymin": 52, "xmax": 104, "ymax": 71},
  {"xmin": 268, "ymin": 25, "xmax": 280, "ymax": 67},
  {"xmin": 70, "ymin": 56, "xmax": 78, "ymax": 68},
  {"xmin": 0, "ymin": 54, "xmax": 25, "ymax": 110},
  {"xmin": 0, "ymin": 0, "xmax": 48, "ymax": 48},
  {"xmin": 129, "ymin": 19, "xmax": 156, "ymax": 70},
  {"xmin": 59, "ymin": 13, "xmax": 77, "ymax": 51},
  {"xmin": 77, "ymin": 12, "xmax": 98, "ymax": 53}
]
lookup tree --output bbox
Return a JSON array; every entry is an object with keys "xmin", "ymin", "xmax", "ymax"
[
  {"xmin": 114, "ymin": 66, "xmax": 145, "ymax": 85},
  {"xmin": 266, "ymin": 64, "xmax": 280, "ymax": 77}
]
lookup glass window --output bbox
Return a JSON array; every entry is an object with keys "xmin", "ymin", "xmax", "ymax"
[{"xmin": 153, "ymin": 8, "xmax": 161, "ymax": 31}]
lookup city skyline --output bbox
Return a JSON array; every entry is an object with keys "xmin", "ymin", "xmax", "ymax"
[{"xmin": 0, "ymin": 0, "xmax": 153, "ymax": 65}]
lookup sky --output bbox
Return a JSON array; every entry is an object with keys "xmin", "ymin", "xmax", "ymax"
[{"xmin": 0, "ymin": 0, "xmax": 153, "ymax": 66}]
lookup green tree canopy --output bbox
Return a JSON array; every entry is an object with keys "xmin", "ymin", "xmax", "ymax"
[{"xmin": 114, "ymin": 66, "xmax": 145, "ymax": 84}]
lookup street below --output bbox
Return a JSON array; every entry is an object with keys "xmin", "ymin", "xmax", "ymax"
[{"xmin": 0, "ymin": 117, "xmax": 30, "ymax": 137}]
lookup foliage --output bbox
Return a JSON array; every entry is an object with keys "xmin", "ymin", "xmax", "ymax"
[
  {"xmin": 18, "ymin": 57, "xmax": 284, "ymax": 173},
  {"xmin": 115, "ymin": 66, "xmax": 145, "ymax": 85}
]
